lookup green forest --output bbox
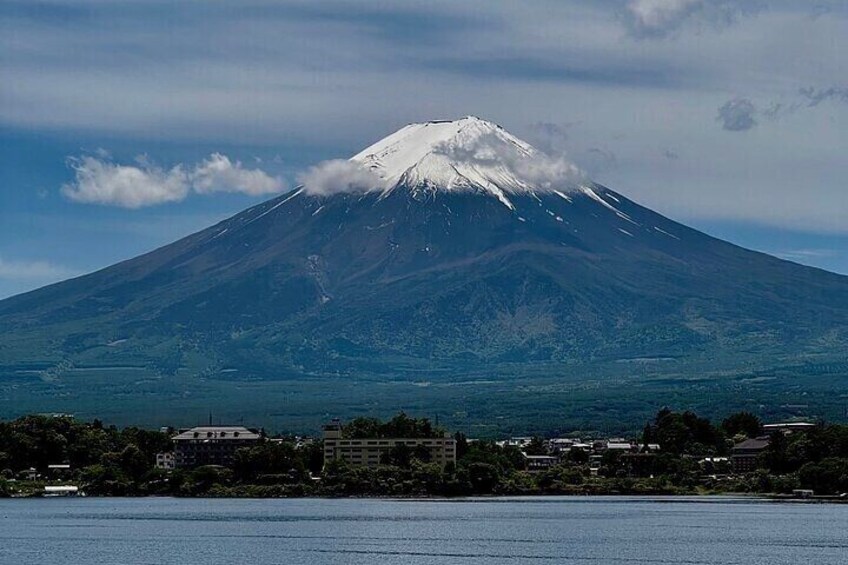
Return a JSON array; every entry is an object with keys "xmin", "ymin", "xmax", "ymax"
[{"xmin": 1, "ymin": 411, "xmax": 847, "ymax": 498}]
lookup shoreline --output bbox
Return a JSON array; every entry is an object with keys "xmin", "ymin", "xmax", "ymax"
[{"xmin": 6, "ymin": 491, "xmax": 847, "ymax": 503}]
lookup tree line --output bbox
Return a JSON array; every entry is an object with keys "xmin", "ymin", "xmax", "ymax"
[{"xmin": 1, "ymin": 410, "xmax": 847, "ymax": 497}]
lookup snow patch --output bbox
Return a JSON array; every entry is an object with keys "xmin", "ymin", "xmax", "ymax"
[
  {"xmin": 653, "ymin": 226, "xmax": 680, "ymax": 240},
  {"xmin": 554, "ymin": 190, "xmax": 573, "ymax": 203},
  {"xmin": 248, "ymin": 187, "xmax": 304, "ymax": 224},
  {"xmin": 350, "ymin": 116, "xmax": 584, "ymax": 209},
  {"xmin": 580, "ymin": 186, "xmax": 639, "ymax": 226}
]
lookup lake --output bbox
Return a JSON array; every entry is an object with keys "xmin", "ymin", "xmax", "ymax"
[{"xmin": 0, "ymin": 496, "xmax": 846, "ymax": 564}]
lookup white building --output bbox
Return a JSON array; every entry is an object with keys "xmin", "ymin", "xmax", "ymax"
[
  {"xmin": 322, "ymin": 420, "xmax": 456, "ymax": 468},
  {"xmin": 155, "ymin": 452, "xmax": 175, "ymax": 470}
]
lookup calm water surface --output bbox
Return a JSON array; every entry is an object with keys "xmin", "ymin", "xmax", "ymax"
[{"xmin": 0, "ymin": 496, "xmax": 846, "ymax": 564}]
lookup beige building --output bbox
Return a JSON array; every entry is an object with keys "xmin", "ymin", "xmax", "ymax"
[
  {"xmin": 172, "ymin": 426, "xmax": 261, "ymax": 468},
  {"xmin": 322, "ymin": 420, "xmax": 456, "ymax": 468}
]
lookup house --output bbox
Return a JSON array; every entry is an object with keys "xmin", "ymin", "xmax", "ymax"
[
  {"xmin": 496, "ymin": 437, "xmax": 533, "ymax": 449},
  {"xmin": 605, "ymin": 441, "xmax": 634, "ymax": 452},
  {"xmin": 47, "ymin": 464, "xmax": 71, "ymax": 478},
  {"xmin": 155, "ymin": 452, "xmax": 175, "ymax": 470},
  {"xmin": 731, "ymin": 436, "xmax": 770, "ymax": 473},
  {"xmin": 19, "ymin": 467, "xmax": 38, "ymax": 481},
  {"xmin": 43, "ymin": 485, "xmax": 81, "ymax": 497},
  {"xmin": 172, "ymin": 426, "xmax": 261, "ymax": 468},
  {"xmin": 548, "ymin": 438, "xmax": 577, "ymax": 456},
  {"xmin": 524, "ymin": 455, "xmax": 558, "ymax": 471}
]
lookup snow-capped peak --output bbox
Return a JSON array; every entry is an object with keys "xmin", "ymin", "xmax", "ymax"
[{"xmin": 350, "ymin": 116, "xmax": 584, "ymax": 207}]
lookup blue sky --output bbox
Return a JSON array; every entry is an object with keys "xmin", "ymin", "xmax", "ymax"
[{"xmin": 1, "ymin": 0, "xmax": 847, "ymax": 299}]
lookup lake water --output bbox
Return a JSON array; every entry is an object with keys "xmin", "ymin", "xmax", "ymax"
[{"xmin": 0, "ymin": 496, "xmax": 846, "ymax": 564}]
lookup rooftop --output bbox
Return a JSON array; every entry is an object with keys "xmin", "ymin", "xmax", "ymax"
[
  {"xmin": 732, "ymin": 437, "xmax": 771, "ymax": 452},
  {"xmin": 763, "ymin": 422, "xmax": 816, "ymax": 429},
  {"xmin": 172, "ymin": 426, "xmax": 260, "ymax": 441}
]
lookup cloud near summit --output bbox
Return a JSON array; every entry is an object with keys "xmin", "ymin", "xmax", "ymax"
[
  {"xmin": 432, "ymin": 133, "xmax": 587, "ymax": 191},
  {"xmin": 297, "ymin": 160, "xmax": 384, "ymax": 195},
  {"xmin": 62, "ymin": 153, "xmax": 286, "ymax": 208}
]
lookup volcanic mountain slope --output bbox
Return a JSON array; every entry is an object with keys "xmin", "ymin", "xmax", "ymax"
[{"xmin": 1, "ymin": 117, "xmax": 847, "ymax": 423}]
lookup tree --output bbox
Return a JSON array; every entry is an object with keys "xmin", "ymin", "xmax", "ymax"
[
  {"xmin": 760, "ymin": 431, "xmax": 789, "ymax": 473},
  {"xmin": 182, "ymin": 466, "xmax": 232, "ymax": 495},
  {"xmin": 648, "ymin": 409, "xmax": 725, "ymax": 455},
  {"xmin": 454, "ymin": 432, "xmax": 469, "ymax": 460},
  {"xmin": 387, "ymin": 443, "xmax": 412, "ymax": 468},
  {"xmin": 301, "ymin": 442, "xmax": 324, "ymax": 476},
  {"xmin": 467, "ymin": 462, "xmax": 500, "ymax": 494},
  {"xmin": 798, "ymin": 458, "xmax": 848, "ymax": 495},
  {"xmin": 119, "ymin": 445, "xmax": 150, "ymax": 482},
  {"xmin": 412, "ymin": 444, "xmax": 432, "ymax": 463},
  {"xmin": 568, "ymin": 448, "xmax": 589, "ymax": 464},
  {"xmin": 721, "ymin": 412, "xmax": 762, "ymax": 438},
  {"xmin": 524, "ymin": 437, "xmax": 548, "ymax": 456},
  {"xmin": 232, "ymin": 442, "xmax": 305, "ymax": 483},
  {"xmin": 343, "ymin": 418, "xmax": 382, "ymax": 439}
]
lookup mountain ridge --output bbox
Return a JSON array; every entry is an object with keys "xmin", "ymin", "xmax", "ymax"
[{"xmin": 1, "ymin": 117, "xmax": 847, "ymax": 429}]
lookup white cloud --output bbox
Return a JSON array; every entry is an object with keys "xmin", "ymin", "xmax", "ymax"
[
  {"xmin": 62, "ymin": 153, "xmax": 286, "ymax": 208},
  {"xmin": 297, "ymin": 159, "xmax": 384, "ymax": 195},
  {"xmin": 190, "ymin": 153, "xmax": 285, "ymax": 195},
  {"xmin": 625, "ymin": 0, "xmax": 701, "ymax": 37},
  {"xmin": 62, "ymin": 156, "xmax": 190, "ymax": 208},
  {"xmin": 433, "ymin": 132, "xmax": 586, "ymax": 191},
  {"xmin": 623, "ymin": 0, "xmax": 755, "ymax": 38},
  {"xmin": 512, "ymin": 154, "xmax": 586, "ymax": 191}
]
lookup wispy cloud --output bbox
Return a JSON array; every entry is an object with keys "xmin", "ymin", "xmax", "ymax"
[
  {"xmin": 525, "ymin": 121, "xmax": 578, "ymax": 154},
  {"xmin": 0, "ymin": 256, "xmax": 79, "ymax": 282},
  {"xmin": 776, "ymin": 248, "xmax": 838, "ymax": 261},
  {"xmin": 799, "ymin": 86, "xmax": 848, "ymax": 107},
  {"xmin": 622, "ymin": 0, "xmax": 759, "ymax": 39},
  {"xmin": 716, "ymin": 85, "xmax": 848, "ymax": 132},
  {"xmin": 62, "ymin": 153, "xmax": 285, "ymax": 208}
]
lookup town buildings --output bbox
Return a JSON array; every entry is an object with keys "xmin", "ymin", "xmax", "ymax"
[
  {"xmin": 322, "ymin": 420, "xmax": 456, "ymax": 468},
  {"xmin": 172, "ymin": 426, "xmax": 261, "ymax": 468},
  {"xmin": 524, "ymin": 455, "xmax": 559, "ymax": 471},
  {"xmin": 731, "ymin": 436, "xmax": 770, "ymax": 473}
]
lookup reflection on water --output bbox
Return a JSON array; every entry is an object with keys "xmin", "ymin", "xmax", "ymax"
[{"xmin": 1, "ymin": 496, "xmax": 846, "ymax": 565}]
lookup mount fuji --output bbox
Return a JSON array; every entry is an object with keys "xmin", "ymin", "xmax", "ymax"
[{"xmin": 2, "ymin": 117, "xmax": 847, "ymax": 430}]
